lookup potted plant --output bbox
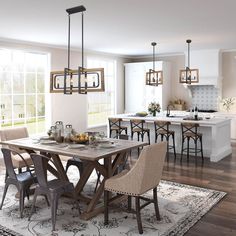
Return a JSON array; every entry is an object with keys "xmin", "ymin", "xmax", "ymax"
[
  {"xmin": 148, "ymin": 102, "xmax": 161, "ymax": 116},
  {"xmin": 221, "ymin": 97, "xmax": 235, "ymax": 112}
]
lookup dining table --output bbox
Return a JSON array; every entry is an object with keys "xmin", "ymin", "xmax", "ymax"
[{"xmin": 0, "ymin": 137, "xmax": 147, "ymax": 220}]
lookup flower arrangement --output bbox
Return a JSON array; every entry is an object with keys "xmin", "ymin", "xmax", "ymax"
[
  {"xmin": 148, "ymin": 101, "xmax": 161, "ymax": 116},
  {"xmin": 221, "ymin": 97, "xmax": 235, "ymax": 112}
]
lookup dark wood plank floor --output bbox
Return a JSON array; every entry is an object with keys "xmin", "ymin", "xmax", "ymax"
[{"xmin": 162, "ymin": 143, "xmax": 236, "ymax": 236}]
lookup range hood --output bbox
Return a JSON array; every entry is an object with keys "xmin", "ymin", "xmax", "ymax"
[{"xmin": 184, "ymin": 49, "xmax": 222, "ymax": 88}]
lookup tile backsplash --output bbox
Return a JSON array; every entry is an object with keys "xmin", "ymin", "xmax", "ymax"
[{"xmin": 190, "ymin": 85, "xmax": 219, "ymax": 110}]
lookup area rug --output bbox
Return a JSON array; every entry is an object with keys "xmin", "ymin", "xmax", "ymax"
[{"xmin": 0, "ymin": 168, "xmax": 226, "ymax": 236}]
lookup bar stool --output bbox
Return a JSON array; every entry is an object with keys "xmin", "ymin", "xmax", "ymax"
[
  {"xmin": 154, "ymin": 121, "xmax": 176, "ymax": 159},
  {"xmin": 108, "ymin": 118, "xmax": 128, "ymax": 138},
  {"xmin": 130, "ymin": 119, "xmax": 150, "ymax": 144},
  {"xmin": 181, "ymin": 123, "xmax": 204, "ymax": 162}
]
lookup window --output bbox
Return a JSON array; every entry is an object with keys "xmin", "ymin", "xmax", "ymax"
[
  {"xmin": 87, "ymin": 58, "xmax": 116, "ymax": 127},
  {"xmin": 0, "ymin": 49, "xmax": 49, "ymax": 135}
]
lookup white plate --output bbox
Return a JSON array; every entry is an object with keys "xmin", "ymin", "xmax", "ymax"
[
  {"xmin": 40, "ymin": 136, "xmax": 51, "ymax": 140},
  {"xmin": 96, "ymin": 138, "xmax": 110, "ymax": 143},
  {"xmin": 99, "ymin": 143, "xmax": 116, "ymax": 149},
  {"xmin": 40, "ymin": 140, "xmax": 57, "ymax": 145},
  {"xmin": 68, "ymin": 144, "xmax": 85, "ymax": 149}
]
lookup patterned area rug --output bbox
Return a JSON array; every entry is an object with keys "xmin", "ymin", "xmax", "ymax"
[{"xmin": 0, "ymin": 168, "xmax": 226, "ymax": 236}]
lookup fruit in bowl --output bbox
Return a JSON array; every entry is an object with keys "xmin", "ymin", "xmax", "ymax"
[{"xmin": 71, "ymin": 133, "xmax": 89, "ymax": 144}]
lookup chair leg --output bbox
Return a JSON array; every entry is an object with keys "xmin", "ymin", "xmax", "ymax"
[
  {"xmin": 153, "ymin": 187, "xmax": 160, "ymax": 221},
  {"xmin": 128, "ymin": 196, "xmax": 132, "ymax": 211},
  {"xmin": 147, "ymin": 131, "xmax": 150, "ymax": 145},
  {"xmin": 135, "ymin": 196, "xmax": 143, "ymax": 234},
  {"xmin": 195, "ymin": 139, "xmax": 197, "ymax": 158},
  {"xmin": 104, "ymin": 190, "xmax": 109, "ymax": 225},
  {"xmin": 28, "ymin": 191, "xmax": 38, "ymax": 221},
  {"xmin": 0, "ymin": 183, "xmax": 9, "ymax": 210},
  {"xmin": 172, "ymin": 134, "xmax": 176, "ymax": 160},
  {"xmin": 51, "ymin": 196, "xmax": 58, "ymax": 231},
  {"xmin": 19, "ymin": 187, "xmax": 25, "ymax": 218},
  {"xmin": 187, "ymin": 137, "xmax": 190, "ymax": 161},
  {"xmin": 200, "ymin": 137, "xmax": 204, "ymax": 162},
  {"xmin": 181, "ymin": 137, "xmax": 184, "ymax": 161}
]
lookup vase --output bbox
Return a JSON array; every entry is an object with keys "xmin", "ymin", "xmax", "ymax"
[{"xmin": 152, "ymin": 111, "xmax": 156, "ymax": 117}]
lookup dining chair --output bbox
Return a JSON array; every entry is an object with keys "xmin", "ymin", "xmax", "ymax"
[
  {"xmin": 181, "ymin": 122, "xmax": 204, "ymax": 162},
  {"xmin": 0, "ymin": 127, "xmax": 33, "ymax": 181},
  {"xmin": 0, "ymin": 148, "xmax": 37, "ymax": 218},
  {"xmin": 104, "ymin": 141, "xmax": 167, "ymax": 234},
  {"xmin": 108, "ymin": 118, "xmax": 128, "ymax": 138},
  {"xmin": 28, "ymin": 153, "xmax": 80, "ymax": 231}
]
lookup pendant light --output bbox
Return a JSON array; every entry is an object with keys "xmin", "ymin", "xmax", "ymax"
[
  {"xmin": 146, "ymin": 42, "xmax": 163, "ymax": 86},
  {"xmin": 179, "ymin": 39, "xmax": 199, "ymax": 84},
  {"xmin": 50, "ymin": 5, "xmax": 105, "ymax": 94}
]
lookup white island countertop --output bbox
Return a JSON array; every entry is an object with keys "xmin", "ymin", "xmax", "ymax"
[
  {"xmin": 109, "ymin": 112, "xmax": 232, "ymax": 162},
  {"xmin": 111, "ymin": 112, "xmax": 230, "ymax": 126}
]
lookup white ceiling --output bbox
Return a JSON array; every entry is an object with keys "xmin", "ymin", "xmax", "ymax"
[{"xmin": 1, "ymin": 0, "xmax": 236, "ymax": 57}]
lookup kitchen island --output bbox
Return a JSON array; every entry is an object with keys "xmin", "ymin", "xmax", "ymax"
[{"xmin": 108, "ymin": 113, "xmax": 232, "ymax": 162}]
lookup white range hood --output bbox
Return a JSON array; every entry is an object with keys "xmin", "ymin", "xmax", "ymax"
[{"xmin": 185, "ymin": 49, "xmax": 222, "ymax": 88}]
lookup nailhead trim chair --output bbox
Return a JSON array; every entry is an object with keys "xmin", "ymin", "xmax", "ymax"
[{"xmin": 104, "ymin": 142, "xmax": 167, "ymax": 234}]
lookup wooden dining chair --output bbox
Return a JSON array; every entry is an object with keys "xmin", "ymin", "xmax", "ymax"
[
  {"xmin": 28, "ymin": 153, "xmax": 80, "ymax": 231},
  {"xmin": 0, "ymin": 148, "xmax": 37, "ymax": 218},
  {"xmin": 104, "ymin": 142, "xmax": 167, "ymax": 234}
]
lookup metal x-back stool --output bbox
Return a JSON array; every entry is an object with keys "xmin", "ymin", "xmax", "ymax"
[
  {"xmin": 154, "ymin": 121, "xmax": 176, "ymax": 159},
  {"xmin": 108, "ymin": 118, "xmax": 128, "ymax": 138},
  {"xmin": 181, "ymin": 122, "xmax": 204, "ymax": 162},
  {"xmin": 130, "ymin": 119, "xmax": 150, "ymax": 144}
]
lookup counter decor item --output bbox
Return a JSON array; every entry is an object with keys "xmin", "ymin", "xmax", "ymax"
[
  {"xmin": 168, "ymin": 98, "xmax": 186, "ymax": 111},
  {"xmin": 148, "ymin": 101, "xmax": 161, "ymax": 116},
  {"xmin": 135, "ymin": 111, "xmax": 148, "ymax": 117},
  {"xmin": 221, "ymin": 97, "xmax": 235, "ymax": 112}
]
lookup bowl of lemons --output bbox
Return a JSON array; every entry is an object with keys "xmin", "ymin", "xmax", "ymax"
[{"xmin": 70, "ymin": 133, "xmax": 89, "ymax": 144}]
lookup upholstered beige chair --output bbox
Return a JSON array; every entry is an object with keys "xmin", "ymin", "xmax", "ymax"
[
  {"xmin": 0, "ymin": 127, "xmax": 33, "ymax": 174},
  {"xmin": 104, "ymin": 141, "xmax": 167, "ymax": 234}
]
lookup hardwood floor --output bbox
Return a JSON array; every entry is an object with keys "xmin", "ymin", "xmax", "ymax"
[{"xmin": 162, "ymin": 143, "xmax": 236, "ymax": 236}]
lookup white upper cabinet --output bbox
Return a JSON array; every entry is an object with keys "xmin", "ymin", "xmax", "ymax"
[
  {"xmin": 185, "ymin": 49, "xmax": 222, "ymax": 87},
  {"xmin": 124, "ymin": 61, "xmax": 171, "ymax": 113}
]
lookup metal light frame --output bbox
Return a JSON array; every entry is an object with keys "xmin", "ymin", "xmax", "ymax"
[
  {"xmin": 146, "ymin": 42, "xmax": 163, "ymax": 86},
  {"xmin": 179, "ymin": 39, "xmax": 199, "ymax": 84},
  {"xmin": 50, "ymin": 5, "xmax": 105, "ymax": 94}
]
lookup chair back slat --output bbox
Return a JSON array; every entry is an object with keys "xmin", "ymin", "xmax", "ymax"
[
  {"xmin": 1, "ymin": 148, "xmax": 17, "ymax": 180},
  {"xmin": 130, "ymin": 119, "xmax": 145, "ymax": 130},
  {"xmin": 30, "ymin": 154, "xmax": 51, "ymax": 188},
  {"xmin": 181, "ymin": 123, "xmax": 199, "ymax": 137},
  {"xmin": 154, "ymin": 121, "xmax": 171, "ymax": 133}
]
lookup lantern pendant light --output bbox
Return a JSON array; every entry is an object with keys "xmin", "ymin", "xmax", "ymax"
[
  {"xmin": 146, "ymin": 42, "xmax": 163, "ymax": 86},
  {"xmin": 179, "ymin": 39, "xmax": 199, "ymax": 84}
]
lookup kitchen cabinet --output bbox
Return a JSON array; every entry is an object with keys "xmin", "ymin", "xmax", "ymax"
[
  {"xmin": 124, "ymin": 61, "xmax": 171, "ymax": 113},
  {"xmin": 213, "ymin": 113, "xmax": 236, "ymax": 141}
]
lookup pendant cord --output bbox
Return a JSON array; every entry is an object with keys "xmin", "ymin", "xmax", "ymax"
[
  {"xmin": 67, "ymin": 14, "xmax": 71, "ymax": 69},
  {"xmin": 82, "ymin": 12, "xmax": 84, "ymax": 71},
  {"xmin": 153, "ymin": 44, "xmax": 155, "ymax": 71}
]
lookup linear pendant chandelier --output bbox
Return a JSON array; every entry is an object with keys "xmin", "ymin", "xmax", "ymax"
[
  {"xmin": 179, "ymin": 39, "xmax": 199, "ymax": 84},
  {"xmin": 146, "ymin": 42, "xmax": 163, "ymax": 86},
  {"xmin": 50, "ymin": 5, "xmax": 105, "ymax": 94}
]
